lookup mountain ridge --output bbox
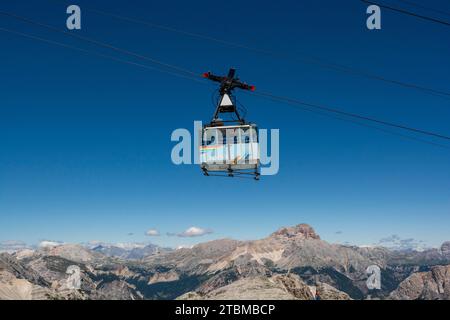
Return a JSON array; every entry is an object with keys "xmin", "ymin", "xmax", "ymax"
[{"xmin": 1, "ymin": 223, "xmax": 449, "ymax": 300}]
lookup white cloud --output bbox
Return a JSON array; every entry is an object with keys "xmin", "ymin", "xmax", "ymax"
[
  {"xmin": 176, "ymin": 244, "xmax": 194, "ymax": 250},
  {"xmin": 376, "ymin": 235, "xmax": 428, "ymax": 252},
  {"xmin": 177, "ymin": 226, "xmax": 213, "ymax": 238},
  {"xmin": 38, "ymin": 240, "xmax": 64, "ymax": 248},
  {"xmin": 145, "ymin": 229, "xmax": 160, "ymax": 236}
]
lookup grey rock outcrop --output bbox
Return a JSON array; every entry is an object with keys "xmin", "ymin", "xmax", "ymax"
[{"xmin": 390, "ymin": 265, "xmax": 450, "ymax": 300}]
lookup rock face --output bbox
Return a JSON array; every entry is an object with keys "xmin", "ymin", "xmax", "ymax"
[
  {"xmin": 316, "ymin": 282, "xmax": 352, "ymax": 300},
  {"xmin": 40, "ymin": 244, "xmax": 104, "ymax": 264},
  {"xmin": 0, "ymin": 250, "xmax": 143, "ymax": 300},
  {"xmin": 148, "ymin": 270, "xmax": 180, "ymax": 284},
  {"xmin": 176, "ymin": 255, "xmax": 351, "ymax": 301},
  {"xmin": 144, "ymin": 239, "xmax": 241, "ymax": 275},
  {"xmin": 271, "ymin": 273, "xmax": 316, "ymax": 300},
  {"xmin": 203, "ymin": 224, "xmax": 389, "ymax": 277},
  {"xmin": 270, "ymin": 224, "xmax": 321, "ymax": 240},
  {"xmin": 0, "ymin": 270, "xmax": 35, "ymax": 300},
  {"xmin": 0, "ymin": 253, "xmax": 53, "ymax": 300},
  {"xmin": 91, "ymin": 280, "xmax": 143, "ymax": 300},
  {"xmin": 389, "ymin": 265, "xmax": 450, "ymax": 300},
  {"xmin": 0, "ymin": 253, "xmax": 49, "ymax": 287},
  {"xmin": 178, "ymin": 273, "xmax": 315, "ymax": 300},
  {"xmin": 196, "ymin": 260, "xmax": 272, "ymax": 295}
]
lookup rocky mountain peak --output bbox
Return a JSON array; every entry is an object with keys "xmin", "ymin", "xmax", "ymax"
[
  {"xmin": 270, "ymin": 224, "xmax": 320, "ymax": 240},
  {"xmin": 40, "ymin": 244, "xmax": 102, "ymax": 263}
]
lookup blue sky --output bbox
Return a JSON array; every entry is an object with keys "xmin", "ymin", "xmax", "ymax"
[{"xmin": 0, "ymin": 0, "xmax": 449, "ymax": 249}]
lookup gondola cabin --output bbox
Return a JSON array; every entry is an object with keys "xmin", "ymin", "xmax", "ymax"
[
  {"xmin": 201, "ymin": 68, "xmax": 260, "ymax": 179},
  {"xmin": 200, "ymin": 124, "xmax": 259, "ymax": 176}
]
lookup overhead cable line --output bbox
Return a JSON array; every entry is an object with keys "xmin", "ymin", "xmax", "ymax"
[
  {"xmin": 247, "ymin": 90, "xmax": 450, "ymax": 149},
  {"xmin": 0, "ymin": 10, "xmax": 199, "ymax": 78},
  {"xmin": 253, "ymin": 90, "xmax": 450, "ymax": 141},
  {"xmin": 362, "ymin": 0, "xmax": 450, "ymax": 27},
  {"xmin": 0, "ymin": 27, "xmax": 207, "ymax": 84},
  {"xmin": 1, "ymin": 14, "xmax": 449, "ymax": 147},
  {"xmin": 46, "ymin": 0, "xmax": 450, "ymax": 99},
  {"xmin": 395, "ymin": 0, "xmax": 450, "ymax": 17}
]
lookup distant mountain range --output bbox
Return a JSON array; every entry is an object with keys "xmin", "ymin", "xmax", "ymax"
[
  {"xmin": 90, "ymin": 243, "xmax": 171, "ymax": 260},
  {"xmin": 1, "ymin": 224, "xmax": 449, "ymax": 300}
]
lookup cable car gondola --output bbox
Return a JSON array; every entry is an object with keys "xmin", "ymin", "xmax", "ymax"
[{"xmin": 200, "ymin": 68, "xmax": 260, "ymax": 180}]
